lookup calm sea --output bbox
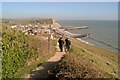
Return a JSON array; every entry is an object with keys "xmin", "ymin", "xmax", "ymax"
[{"xmin": 57, "ymin": 20, "xmax": 118, "ymax": 53}]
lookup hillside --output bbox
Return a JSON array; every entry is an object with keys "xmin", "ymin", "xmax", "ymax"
[
  {"xmin": 1, "ymin": 20, "xmax": 119, "ymax": 79},
  {"xmin": 2, "ymin": 18, "xmax": 53, "ymax": 25},
  {"xmin": 48, "ymin": 37, "xmax": 118, "ymax": 79},
  {"xmin": 2, "ymin": 24, "xmax": 55, "ymax": 78}
]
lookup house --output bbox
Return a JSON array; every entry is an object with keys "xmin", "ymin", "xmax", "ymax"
[{"xmin": 11, "ymin": 25, "xmax": 17, "ymax": 28}]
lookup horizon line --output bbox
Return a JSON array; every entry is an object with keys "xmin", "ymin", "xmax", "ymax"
[{"xmin": 1, "ymin": 17, "xmax": 118, "ymax": 20}]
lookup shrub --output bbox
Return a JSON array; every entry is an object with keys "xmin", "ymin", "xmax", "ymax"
[{"xmin": 2, "ymin": 25, "xmax": 37, "ymax": 78}]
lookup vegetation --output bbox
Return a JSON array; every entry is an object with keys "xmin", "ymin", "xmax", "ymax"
[
  {"xmin": 48, "ymin": 54, "xmax": 102, "ymax": 79},
  {"xmin": 2, "ymin": 24, "xmax": 55, "ymax": 78},
  {"xmin": 70, "ymin": 45, "xmax": 116, "ymax": 78},
  {"xmin": 2, "ymin": 25, "xmax": 37, "ymax": 78},
  {"xmin": 36, "ymin": 19, "xmax": 53, "ymax": 24},
  {"xmin": 70, "ymin": 38, "xmax": 118, "ymax": 78},
  {"xmin": 2, "ymin": 18, "xmax": 53, "ymax": 25},
  {"xmin": 1, "ymin": 19, "xmax": 118, "ymax": 79},
  {"xmin": 48, "ymin": 37, "xmax": 118, "ymax": 79},
  {"xmin": 0, "ymin": 24, "xmax": 2, "ymax": 79}
]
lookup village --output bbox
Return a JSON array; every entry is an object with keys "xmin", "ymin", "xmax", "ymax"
[
  {"xmin": 8, "ymin": 19, "xmax": 64, "ymax": 40},
  {"xmin": 8, "ymin": 18, "xmax": 91, "ymax": 40}
]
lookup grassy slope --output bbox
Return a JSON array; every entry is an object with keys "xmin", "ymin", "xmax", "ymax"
[
  {"xmin": 2, "ymin": 24, "xmax": 56, "ymax": 78},
  {"xmin": 1, "ymin": 19, "xmax": 118, "ymax": 78},
  {"xmin": 70, "ymin": 38, "xmax": 118, "ymax": 78},
  {"xmin": 49, "ymin": 37, "xmax": 118, "ymax": 78}
]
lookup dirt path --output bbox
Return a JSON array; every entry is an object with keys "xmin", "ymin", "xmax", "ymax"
[{"xmin": 26, "ymin": 42, "xmax": 66, "ymax": 79}]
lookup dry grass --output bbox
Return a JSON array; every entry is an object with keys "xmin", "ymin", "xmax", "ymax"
[
  {"xmin": 70, "ymin": 38, "xmax": 118, "ymax": 78},
  {"xmin": 48, "ymin": 36, "xmax": 118, "ymax": 79},
  {"xmin": 25, "ymin": 34, "xmax": 56, "ymax": 66},
  {"xmin": 48, "ymin": 54, "xmax": 102, "ymax": 79}
]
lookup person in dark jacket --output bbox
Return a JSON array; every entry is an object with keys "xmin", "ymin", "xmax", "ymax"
[
  {"xmin": 65, "ymin": 38, "xmax": 71, "ymax": 52},
  {"xmin": 58, "ymin": 36, "xmax": 64, "ymax": 52}
]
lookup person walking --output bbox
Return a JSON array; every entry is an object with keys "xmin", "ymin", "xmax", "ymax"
[
  {"xmin": 65, "ymin": 38, "xmax": 71, "ymax": 52},
  {"xmin": 58, "ymin": 36, "xmax": 64, "ymax": 52}
]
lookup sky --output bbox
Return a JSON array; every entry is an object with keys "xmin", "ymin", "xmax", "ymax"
[
  {"xmin": 1, "ymin": 0, "xmax": 120, "ymax": 2},
  {"xmin": 1, "ymin": 2, "xmax": 118, "ymax": 20}
]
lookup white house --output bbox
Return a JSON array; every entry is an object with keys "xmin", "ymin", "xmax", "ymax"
[{"xmin": 11, "ymin": 25, "xmax": 17, "ymax": 28}]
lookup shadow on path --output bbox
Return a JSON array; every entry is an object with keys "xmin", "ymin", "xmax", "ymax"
[
  {"xmin": 27, "ymin": 52, "xmax": 66, "ymax": 80},
  {"xmin": 25, "ymin": 42, "xmax": 66, "ymax": 79},
  {"xmin": 29, "ymin": 61, "xmax": 58, "ymax": 79}
]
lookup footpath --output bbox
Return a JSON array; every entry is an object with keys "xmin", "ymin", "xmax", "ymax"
[{"xmin": 25, "ymin": 42, "xmax": 66, "ymax": 79}]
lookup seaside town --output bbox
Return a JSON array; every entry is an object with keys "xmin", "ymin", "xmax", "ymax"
[
  {"xmin": 1, "ymin": 18, "xmax": 118, "ymax": 79},
  {"xmin": 5, "ymin": 19, "xmax": 90, "ymax": 40},
  {"xmin": 1, "ymin": 2, "xmax": 119, "ymax": 79}
]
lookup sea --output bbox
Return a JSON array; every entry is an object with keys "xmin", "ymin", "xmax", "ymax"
[{"xmin": 57, "ymin": 20, "xmax": 118, "ymax": 53}]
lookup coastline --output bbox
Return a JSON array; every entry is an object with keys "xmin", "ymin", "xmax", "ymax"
[
  {"xmin": 63, "ymin": 29, "xmax": 118, "ymax": 78},
  {"xmin": 76, "ymin": 38, "xmax": 94, "ymax": 46},
  {"xmin": 64, "ymin": 30, "xmax": 93, "ymax": 45},
  {"xmin": 56, "ymin": 22, "xmax": 118, "ymax": 53},
  {"xmin": 2, "ymin": 20, "xmax": 118, "ymax": 78},
  {"xmin": 64, "ymin": 30, "xmax": 118, "ymax": 53}
]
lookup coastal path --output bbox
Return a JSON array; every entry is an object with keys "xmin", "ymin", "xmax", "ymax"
[{"xmin": 25, "ymin": 42, "xmax": 66, "ymax": 79}]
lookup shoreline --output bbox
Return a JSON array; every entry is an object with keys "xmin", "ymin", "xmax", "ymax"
[
  {"xmin": 47, "ymin": 20, "xmax": 118, "ymax": 53},
  {"xmin": 64, "ymin": 31, "xmax": 93, "ymax": 45},
  {"xmin": 64, "ymin": 30, "xmax": 95, "ymax": 46},
  {"xmin": 76, "ymin": 38, "xmax": 94, "ymax": 46},
  {"xmin": 63, "ymin": 30, "xmax": 118, "ymax": 53},
  {"xmin": 64, "ymin": 30, "xmax": 94, "ymax": 45}
]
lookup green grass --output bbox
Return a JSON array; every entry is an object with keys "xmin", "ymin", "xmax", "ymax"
[
  {"xmin": 2, "ymin": 24, "xmax": 56, "ymax": 78},
  {"xmin": 14, "ymin": 53, "xmax": 54, "ymax": 78},
  {"xmin": 48, "ymin": 43, "xmax": 117, "ymax": 79},
  {"xmin": 2, "ymin": 25, "xmax": 37, "ymax": 78},
  {"xmin": 70, "ymin": 44, "xmax": 118, "ymax": 78}
]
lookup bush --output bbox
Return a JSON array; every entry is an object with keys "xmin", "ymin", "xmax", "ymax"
[{"xmin": 2, "ymin": 25, "xmax": 37, "ymax": 78}]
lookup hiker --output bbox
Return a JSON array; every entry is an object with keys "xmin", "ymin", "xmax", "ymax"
[
  {"xmin": 58, "ymin": 36, "xmax": 64, "ymax": 52},
  {"xmin": 65, "ymin": 38, "xmax": 71, "ymax": 52}
]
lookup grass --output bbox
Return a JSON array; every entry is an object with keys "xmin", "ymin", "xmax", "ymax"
[
  {"xmin": 48, "ymin": 36, "xmax": 118, "ymax": 78},
  {"xmin": 1, "ymin": 22, "xmax": 118, "ymax": 79},
  {"xmin": 71, "ymin": 45, "xmax": 115, "ymax": 78},
  {"xmin": 2, "ymin": 25, "xmax": 38, "ymax": 78},
  {"xmin": 13, "ymin": 34, "xmax": 56, "ymax": 78},
  {"xmin": 70, "ymin": 39, "xmax": 118, "ymax": 78},
  {"xmin": 2, "ymin": 18, "xmax": 53, "ymax": 25},
  {"xmin": 14, "ymin": 53, "xmax": 54, "ymax": 78},
  {"xmin": 48, "ymin": 54, "xmax": 102, "ymax": 79},
  {"xmin": 2, "ymin": 23, "xmax": 56, "ymax": 78}
]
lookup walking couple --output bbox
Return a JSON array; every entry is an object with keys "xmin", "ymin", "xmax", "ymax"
[{"xmin": 58, "ymin": 36, "xmax": 71, "ymax": 52}]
